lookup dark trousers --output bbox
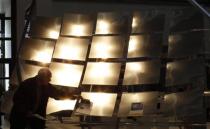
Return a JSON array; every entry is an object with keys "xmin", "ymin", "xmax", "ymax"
[{"xmin": 10, "ymin": 112, "xmax": 45, "ymax": 129}]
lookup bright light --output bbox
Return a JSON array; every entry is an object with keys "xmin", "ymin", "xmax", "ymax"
[
  {"xmin": 48, "ymin": 30, "xmax": 59, "ymax": 39},
  {"xmin": 127, "ymin": 62, "xmax": 144, "ymax": 73},
  {"xmin": 32, "ymin": 49, "xmax": 52, "ymax": 63},
  {"xmin": 81, "ymin": 92, "xmax": 117, "ymax": 116},
  {"xmin": 59, "ymin": 45, "xmax": 81, "ymax": 60},
  {"xmin": 96, "ymin": 20, "xmax": 110, "ymax": 34},
  {"xmin": 128, "ymin": 37, "xmax": 138, "ymax": 53},
  {"xmin": 71, "ymin": 24, "xmax": 86, "ymax": 36},
  {"xmin": 47, "ymin": 98, "xmax": 76, "ymax": 114},
  {"xmin": 50, "ymin": 63, "xmax": 83, "ymax": 87},
  {"xmin": 94, "ymin": 42, "xmax": 112, "ymax": 59},
  {"xmin": 132, "ymin": 17, "xmax": 138, "ymax": 28}
]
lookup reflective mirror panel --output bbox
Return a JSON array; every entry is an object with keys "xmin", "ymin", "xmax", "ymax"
[
  {"xmin": 166, "ymin": 59, "xmax": 204, "ymax": 86},
  {"xmin": 19, "ymin": 61, "xmax": 43, "ymax": 81},
  {"xmin": 47, "ymin": 98, "xmax": 76, "ymax": 114},
  {"xmin": 20, "ymin": 38, "xmax": 55, "ymax": 63},
  {"xmin": 162, "ymin": 86, "xmax": 203, "ymax": 117},
  {"xmin": 128, "ymin": 34, "xmax": 162, "ymax": 58},
  {"xmin": 53, "ymin": 37, "xmax": 89, "ymax": 61},
  {"xmin": 50, "ymin": 62, "xmax": 84, "ymax": 87},
  {"xmin": 89, "ymin": 36, "xmax": 125, "ymax": 59},
  {"xmin": 61, "ymin": 13, "xmax": 95, "ymax": 36},
  {"xmin": 118, "ymin": 92, "xmax": 159, "ymax": 117},
  {"xmin": 80, "ymin": 92, "xmax": 117, "ymax": 116},
  {"xmin": 29, "ymin": 17, "xmax": 61, "ymax": 39},
  {"xmin": 170, "ymin": 11, "xmax": 204, "ymax": 32},
  {"xmin": 132, "ymin": 11, "xmax": 165, "ymax": 33},
  {"xmin": 95, "ymin": 12, "xmax": 127, "ymax": 34},
  {"xmin": 123, "ymin": 60, "xmax": 160, "ymax": 85},
  {"xmin": 82, "ymin": 62, "xmax": 121, "ymax": 85},
  {"xmin": 168, "ymin": 31, "xmax": 204, "ymax": 58}
]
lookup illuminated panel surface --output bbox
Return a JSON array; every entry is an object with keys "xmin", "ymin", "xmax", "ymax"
[
  {"xmin": 30, "ymin": 17, "xmax": 61, "ymax": 39},
  {"xmin": 47, "ymin": 98, "xmax": 76, "ymax": 114},
  {"xmin": 53, "ymin": 37, "xmax": 89, "ymax": 61},
  {"xmin": 132, "ymin": 11, "xmax": 165, "ymax": 33},
  {"xmin": 118, "ymin": 92, "xmax": 159, "ymax": 117},
  {"xmin": 61, "ymin": 14, "xmax": 94, "ymax": 36},
  {"xmin": 166, "ymin": 59, "xmax": 204, "ymax": 86},
  {"xmin": 128, "ymin": 35, "xmax": 162, "ymax": 58},
  {"xmin": 50, "ymin": 62, "xmax": 84, "ymax": 87},
  {"xmin": 20, "ymin": 38, "xmax": 55, "ymax": 63},
  {"xmin": 89, "ymin": 36, "xmax": 125, "ymax": 59},
  {"xmin": 19, "ymin": 61, "xmax": 43, "ymax": 81},
  {"xmin": 82, "ymin": 62, "xmax": 121, "ymax": 85},
  {"xmin": 123, "ymin": 60, "xmax": 160, "ymax": 85},
  {"xmin": 95, "ymin": 12, "xmax": 127, "ymax": 34},
  {"xmin": 168, "ymin": 31, "xmax": 204, "ymax": 58},
  {"xmin": 81, "ymin": 92, "xmax": 117, "ymax": 116}
]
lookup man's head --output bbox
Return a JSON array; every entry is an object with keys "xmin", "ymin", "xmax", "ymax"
[{"xmin": 37, "ymin": 68, "xmax": 52, "ymax": 85}]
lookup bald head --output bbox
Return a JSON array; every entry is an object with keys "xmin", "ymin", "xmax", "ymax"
[{"xmin": 37, "ymin": 68, "xmax": 52, "ymax": 85}]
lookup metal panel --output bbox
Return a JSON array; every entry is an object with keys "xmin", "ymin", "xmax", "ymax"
[
  {"xmin": 127, "ymin": 34, "xmax": 162, "ymax": 58},
  {"xmin": 95, "ymin": 12, "xmax": 128, "ymax": 34},
  {"xmin": 53, "ymin": 37, "xmax": 89, "ymax": 61},
  {"xmin": 20, "ymin": 38, "xmax": 55, "ymax": 63},
  {"xmin": 47, "ymin": 98, "xmax": 76, "ymax": 114},
  {"xmin": 29, "ymin": 17, "xmax": 61, "ymax": 39},
  {"xmin": 170, "ymin": 10, "xmax": 204, "ymax": 32},
  {"xmin": 61, "ymin": 13, "xmax": 95, "ymax": 36},
  {"xmin": 168, "ymin": 31, "xmax": 204, "ymax": 58},
  {"xmin": 89, "ymin": 36, "xmax": 125, "ymax": 59},
  {"xmin": 118, "ymin": 92, "xmax": 159, "ymax": 117},
  {"xmin": 132, "ymin": 11, "xmax": 165, "ymax": 33},
  {"xmin": 162, "ymin": 86, "xmax": 203, "ymax": 118},
  {"xmin": 49, "ymin": 62, "xmax": 84, "ymax": 87},
  {"xmin": 82, "ymin": 62, "xmax": 121, "ymax": 85},
  {"xmin": 123, "ymin": 60, "xmax": 160, "ymax": 85},
  {"xmin": 80, "ymin": 92, "xmax": 117, "ymax": 116},
  {"xmin": 166, "ymin": 59, "xmax": 204, "ymax": 86},
  {"xmin": 19, "ymin": 61, "xmax": 43, "ymax": 81}
]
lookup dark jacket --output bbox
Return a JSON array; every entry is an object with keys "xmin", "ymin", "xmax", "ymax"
[{"xmin": 11, "ymin": 76, "xmax": 64, "ymax": 117}]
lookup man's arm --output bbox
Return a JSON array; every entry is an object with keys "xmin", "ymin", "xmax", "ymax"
[{"xmin": 48, "ymin": 84, "xmax": 81, "ymax": 100}]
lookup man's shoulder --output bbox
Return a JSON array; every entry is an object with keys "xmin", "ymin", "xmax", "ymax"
[{"xmin": 21, "ymin": 77, "xmax": 37, "ymax": 85}]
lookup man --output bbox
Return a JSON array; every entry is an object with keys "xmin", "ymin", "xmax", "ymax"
[{"xmin": 10, "ymin": 68, "xmax": 80, "ymax": 129}]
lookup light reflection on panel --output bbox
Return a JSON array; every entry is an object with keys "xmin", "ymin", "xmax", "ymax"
[
  {"xmin": 89, "ymin": 36, "xmax": 125, "ymax": 59},
  {"xmin": 128, "ymin": 35, "xmax": 162, "ymax": 58},
  {"xmin": 162, "ymin": 86, "xmax": 203, "ymax": 117},
  {"xmin": 30, "ymin": 17, "xmax": 61, "ymax": 39},
  {"xmin": 50, "ymin": 62, "xmax": 84, "ymax": 87},
  {"xmin": 81, "ymin": 92, "xmax": 117, "ymax": 116},
  {"xmin": 166, "ymin": 59, "xmax": 204, "ymax": 86},
  {"xmin": 95, "ymin": 12, "xmax": 127, "ymax": 34},
  {"xmin": 168, "ymin": 31, "xmax": 204, "ymax": 58},
  {"xmin": 82, "ymin": 62, "xmax": 121, "ymax": 85},
  {"xmin": 53, "ymin": 37, "xmax": 89, "ymax": 61},
  {"xmin": 47, "ymin": 98, "xmax": 76, "ymax": 114},
  {"xmin": 132, "ymin": 11, "xmax": 165, "ymax": 33},
  {"xmin": 19, "ymin": 61, "xmax": 43, "ymax": 81},
  {"xmin": 118, "ymin": 92, "xmax": 159, "ymax": 117},
  {"xmin": 20, "ymin": 38, "xmax": 55, "ymax": 63},
  {"xmin": 61, "ymin": 14, "xmax": 94, "ymax": 36},
  {"xmin": 123, "ymin": 60, "xmax": 160, "ymax": 85}
]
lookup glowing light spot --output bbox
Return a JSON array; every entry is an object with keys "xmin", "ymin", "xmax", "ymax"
[
  {"xmin": 33, "ymin": 49, "xmax": 52, "ymax": 63},
  {"xmin": 97, "ymin": 20, "xmax": 110, "ymax": 34},
  {"xmin": 71, "ymin": 24, "xmax": 86, "ymax": 36},
  {"xmin": 48, "ymin": 30, "xmax": 59, "ymax": 39}
]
